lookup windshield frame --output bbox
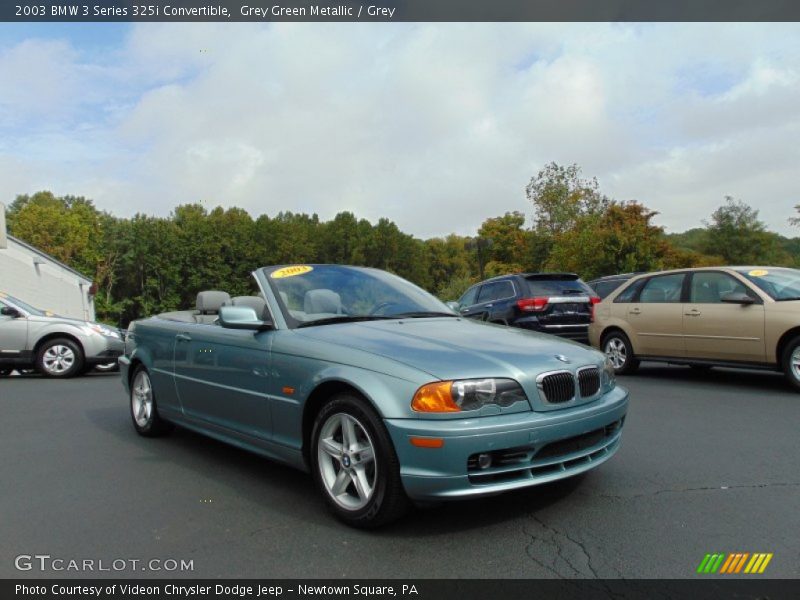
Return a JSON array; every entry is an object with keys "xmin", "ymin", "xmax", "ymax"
[
  {"xmin": 261, "ymin": 265, "xmax": 455, "ymax": 329},
  {"xmin": 0, "ymin": 292, "xmax": 45, "ymax": 316}
]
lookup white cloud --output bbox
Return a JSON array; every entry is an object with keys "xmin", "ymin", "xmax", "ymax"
[{"xmin": 1, "ymin": 22, "xmax": 800, "ymax": 237}]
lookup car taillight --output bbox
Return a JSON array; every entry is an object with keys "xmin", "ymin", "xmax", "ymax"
[
  {"xmin": 590, "ymin": 296, "xmax": 601, "ymax": 322},
  {"xmin": 517, "ymin": 297, "xmax": 549, "ymax": 312}
]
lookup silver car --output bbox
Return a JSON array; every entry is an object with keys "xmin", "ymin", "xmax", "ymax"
[{"xmin": 0, "ymin": 291, "xmax": 124, "ymax": 378}]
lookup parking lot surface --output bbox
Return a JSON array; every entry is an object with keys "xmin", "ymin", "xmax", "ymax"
[{"xmin": 1, "ymin": 366, "xmax": 798, "ymax": 578}]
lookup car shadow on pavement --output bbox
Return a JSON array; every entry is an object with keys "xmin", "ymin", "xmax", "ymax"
[
  {"xmin": 625, "ymin": 363, "xmax": 790, "ymax": 393},
  {"xmin": 84, "ymin": 404, "xmax": 589, "ymax": 534}
]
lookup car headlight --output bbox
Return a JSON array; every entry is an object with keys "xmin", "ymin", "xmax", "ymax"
[
  {"xmin": 83, "ymin": 323, "xmax": 121, "ymax": 339},
  {"xmin": 411, "ymin": 378, "xmax": 528, "ymax": 412},
  {"xmin": 602, "ymin": 357, "xmax": 616, "ymax": 391}
]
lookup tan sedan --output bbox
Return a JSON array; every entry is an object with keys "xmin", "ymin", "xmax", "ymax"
[{"xmin": 589, "ymin": 267, "xmax": 800, "ymax": 390}]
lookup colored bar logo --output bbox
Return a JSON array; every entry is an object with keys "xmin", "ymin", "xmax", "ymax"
[{"xmin": 696, "ymin": 553, "xmax": 773, "ymax": 574}]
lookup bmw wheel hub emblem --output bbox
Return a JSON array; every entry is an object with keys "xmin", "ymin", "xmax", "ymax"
[{"xmin": 342, "ymin": 455, "xmax": 351, "ymax": 468}]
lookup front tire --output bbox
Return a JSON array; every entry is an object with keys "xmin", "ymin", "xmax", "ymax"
[
  {"xmin": 37, "ymin": 338, "xmax": 84, "ymax": 378},
  {"xmin": 602, "ymin": 331, "xmax": 639, "ymax": 375},
  {"xmin": 310, "ymin": 393, "xmax": 409, "ymax": 528},
  {"xmin": 781, "ymin": 336, "xmax": 800, "ymax": 392},
  {"xmin": 130, "ymin": 366, "xmax": 173, "ymax": 437},
  {"xmin": 0, "ymin": 368, "xmax": 12, "ymax": 377}
]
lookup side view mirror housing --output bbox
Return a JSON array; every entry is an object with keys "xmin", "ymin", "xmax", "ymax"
[
  {"xmin": 720, "ymin": 292, "xmax": 756, "ymax": 305},
  {"xmin": 218, "ymin": 306, "xmax": 273, "ymax": 331},
  {"xmin": 445, "ymin": 301, "xmax": 460, "ymax": 313},
  {"xmin": 1, "ymin": 306, "xmax": 21, "ymax": 318}
]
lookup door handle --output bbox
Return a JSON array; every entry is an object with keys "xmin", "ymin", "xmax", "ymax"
[
  {"xmin": 684, "ymin": 309, "xmax": 702, "ymax": 316},
  {"xmin": 485, "ymin": 304, "xmax": 493, "ymax": 308},
  {"xmin": 176, "ymin": 333, "xmax": 192, "ymax": 342},
  {"xmin": 629, "ymin": 308, "xmax": 641, "ymax": 315}
]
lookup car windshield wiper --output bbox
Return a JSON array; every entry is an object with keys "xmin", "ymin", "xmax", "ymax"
[
  {"xmin": 388, "ymin": 311, "xmax": 459, "ymax": 318},
  {"xmin": 296, "ymin": 315, "xmax": 393, "ymax": 328}
]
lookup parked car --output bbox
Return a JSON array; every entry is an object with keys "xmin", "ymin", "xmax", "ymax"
[
  {"xmin": 121, "ymin": 265, "xmax": 628, "ymax": 527},
  {"xmin": 0, "ymin": 291, "xmax": 124, "ymax": 378},
  {"xmin": 451, "ymin": 273, "xmax": 600, "ymax": 343},
  {"xmin": 587, "ymin": 273, "xmax": 642, "ymax": 299},
  {"xmin": 589, "ymin": 266, "xmax": 800, "ymax": 390}
]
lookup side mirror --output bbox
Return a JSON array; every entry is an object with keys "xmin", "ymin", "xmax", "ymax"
[
  {"xmin": 218, "ymin": 306, "xmax": 273, "ymax": 331},
  {"xmin": 1, "ymin": 306, "xmax": 21, "ymax": 318},
  {"xmin": 720, "ymin": 292, "xmax": 756, "ymax": 305},
  {"xmin": 445, "ymin": 301, "xmax": 460, "ymax": 313}
]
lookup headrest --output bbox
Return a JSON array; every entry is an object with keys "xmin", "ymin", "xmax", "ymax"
[
  {"xmin": 304, "ymin": 289, "xmax": 341, "ymax": 314},
  {"xmin": 231, "ymin": 295, "xmax": 267, "ymax": 315},
  {"xmin": 196, "ymin": 290, "xmax": 231, "ymax": 314}
]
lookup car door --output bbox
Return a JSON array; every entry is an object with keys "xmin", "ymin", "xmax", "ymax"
[
  {"xmin": 173, "ymin": 323, "xmax": 274, "ymax": 441},
  {"xmin": 465, "ymin": 281, "xmax": 515, "ymax": 321},
  {"xmin": 458, "ymin": 284, "xmax": 484, "ymax": 319},
  {"xmin": 626, "ymin": 273, "xmax": 686, "ymax": 357},
  {"xmin": 0, "ymin": 299, "xmax": 29, "ymax": 360},
  {"xmin": 683, "ymin": 271, "xmax": 766, "ymax": 362}
]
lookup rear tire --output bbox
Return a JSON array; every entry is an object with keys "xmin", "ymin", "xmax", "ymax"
[
  {"xmin": 310, "ymin": 393, "xmax": 409, "ymax": 528},
  {"xmin": 602, "ymin": 331, "xmax": 639, "ymax": 375},
  {"xmin": 130, "ymin": 366, "xmax": 174, "ymax": 437},
  {"xmin": 0, "ymin": 368, "xmax": 12, "ymax": 377},
  {"xmin": 781, "ymin": 336, "xmax": 800, "ymax": 392},
  {"xmin": 36, "ymin": 338, "xmax": 84, "ymax": 378}
]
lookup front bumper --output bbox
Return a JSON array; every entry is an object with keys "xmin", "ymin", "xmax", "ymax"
[
  {"xmin": 83, "ymin": 335, "xmax": 125, "ymax": 366},
  {"xmin": 385, "ymin": 386, "xmax": 628, "ymax": 500}
]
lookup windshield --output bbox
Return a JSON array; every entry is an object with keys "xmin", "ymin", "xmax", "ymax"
[
  {"xmin": 736, "ymin": 268, "xmax": 800, "ymax": 301},
  {"xmin": 0, "ymin": 291, "xmax": 45, "ymax": 316},
  {"xmin": 263, "ymin": 265, "xmax": 455, "ymax": 328}
]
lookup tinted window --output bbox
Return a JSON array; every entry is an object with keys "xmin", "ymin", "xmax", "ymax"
[
  {"xmin": 593, "ymin": 280, "xmax": 625, "ymax": 299},
  {"xmin": 458, "ymin": 286, "xmax": 479, "ymax": 307},
  {"xmin": 613, "ymin": 279, "xmax": 644, "ymax": 303},
  {"xmin": 477, "ymin": 280, "xmax": 515, "ymax": 303},
  {"xmin": 525, "ymin": 277, "xmax": 592, "ymax": 297},
  {"xmin": 690, "ymin": 272, "xmax": 749, "ymax": 303},
  {"xmin": 639, "ymin": 274, "xmax": 685, "ymax": 303}
]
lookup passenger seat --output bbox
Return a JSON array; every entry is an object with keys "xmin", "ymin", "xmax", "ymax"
[
  {"xmin": 230, "ymin": 295, "xmax": 268, "ymax": 320},
  {"xmin": 195, "ymin": 290, "xmax": 231, "ymax": 323}
]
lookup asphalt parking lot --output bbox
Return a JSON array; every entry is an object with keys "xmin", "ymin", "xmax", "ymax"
[{"xmin": 1, "ymin": 366, "xmax": 798, "ymax": 579}]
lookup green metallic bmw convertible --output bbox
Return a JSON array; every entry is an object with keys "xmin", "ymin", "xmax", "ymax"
[{"xmin": 120, "ymin": 264, "xmax": 628, "ymax": 527}]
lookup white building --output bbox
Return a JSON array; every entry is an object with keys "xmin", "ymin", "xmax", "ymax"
[{"xmin": 0, "ymin": 202, "xmax": 95, "ymax": 321}]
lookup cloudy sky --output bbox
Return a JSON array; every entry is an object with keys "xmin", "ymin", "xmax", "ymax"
[{"xmin": 0, "ymin": 22, "xmax": 799, "ymax": 238}]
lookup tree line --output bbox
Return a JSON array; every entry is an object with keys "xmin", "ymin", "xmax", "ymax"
[{"xmin": 5, "ymin": 162, "xmax": 798, "ymax": 326}]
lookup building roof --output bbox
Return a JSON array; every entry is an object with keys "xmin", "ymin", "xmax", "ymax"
[{"xmin": 6, "ymin": 234, "xmax": 93, "ymax": 284}]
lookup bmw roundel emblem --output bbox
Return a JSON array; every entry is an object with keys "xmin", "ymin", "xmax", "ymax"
[{"xmin": 555, "ymin": 354, "xmax": 571, "ymax": 363}]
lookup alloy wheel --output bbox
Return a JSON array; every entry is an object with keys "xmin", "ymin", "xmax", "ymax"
[
  {"xmin": 316, "ymin": 412, "xmax": 377, "ymax": 511},
  {"xmin": 790, "ymin": 347, "xmax": 800, "ymax": 382},
  {"xmin": 605, "ymin": 337, "xmax": 627, "ymax": 369},
  {"xmin": 131, "ymin": 371, "xmax": 154, "ymax": 428},
  {"xmin": 42, "ymin": 345, "xmax": 76, "ymax": 375}
]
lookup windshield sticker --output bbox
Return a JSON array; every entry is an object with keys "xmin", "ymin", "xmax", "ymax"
[
  {"xmin": 748, "ymin": 269, "xmax": 769, "ymax": 277},
  {"xmin": 271, "ymin": 265, "xmax": 313, "ymax": 279}
]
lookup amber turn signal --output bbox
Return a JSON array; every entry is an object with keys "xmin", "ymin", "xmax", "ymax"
[
  {"xmin": 411, "ymin": 381, "xmax": 460, "ymax": 412},
  {"xmin": 409, "ymin": 436, "xmax": 445, "ymax": 448}
]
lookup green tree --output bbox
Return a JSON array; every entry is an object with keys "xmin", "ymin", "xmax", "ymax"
[
  {"xmin": 703, "ymin": 197, "xmax": 788, "ymax": 264},
  {"xmin": 525, "ymin": 162, "xmax": 609, "ymax": 236}
]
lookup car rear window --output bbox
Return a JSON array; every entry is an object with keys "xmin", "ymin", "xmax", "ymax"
[{"xmin": 524, "ymin": 276, "xmax": 592, "ymax": 297}]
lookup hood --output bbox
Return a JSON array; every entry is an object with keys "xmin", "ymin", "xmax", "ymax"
[{"xmin": 294, "ymin": 316, "xmax": 604, "ymax": 381}]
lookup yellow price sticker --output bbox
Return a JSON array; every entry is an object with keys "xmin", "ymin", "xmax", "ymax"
[
  {"xmin": 748, "ymin": 269, "xmax": 769, "ymax": 277},
  {"xmin": 270, "ymin": 265, "xmax": 313, "ymax": 279}
]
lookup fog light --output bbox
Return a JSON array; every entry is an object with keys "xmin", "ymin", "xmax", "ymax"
[{"xmin": 477, "ymin": 453, "xmax": 492, "ymax": 469}]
